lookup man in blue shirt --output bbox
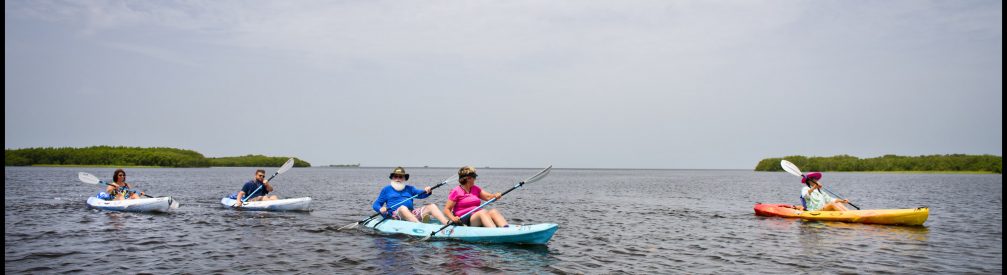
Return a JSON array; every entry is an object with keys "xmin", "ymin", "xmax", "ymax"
[
  {"xmin": 235, "ymin": 169, "xmax": 279, "ymax": 207},
  {"xmin": 372, "ymin": 167, "xmax": 449, "ymax": 224}
]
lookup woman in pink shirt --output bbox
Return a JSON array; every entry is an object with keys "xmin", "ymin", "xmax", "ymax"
[{"xmin": 443, "ymin": 166, "xmax": 510, "ymax": 228}]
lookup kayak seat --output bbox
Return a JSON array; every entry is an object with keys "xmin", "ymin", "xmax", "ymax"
[{"xmin": 800, "ymin": 197, "xmax": 808, "ymax": 210}]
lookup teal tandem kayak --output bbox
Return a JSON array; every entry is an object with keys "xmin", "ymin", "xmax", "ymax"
[{"xmin": 364, "ymin": 218, "xmax": 559, "ymax": 245}]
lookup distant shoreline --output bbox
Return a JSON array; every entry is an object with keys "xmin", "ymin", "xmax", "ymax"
[
  {"xmin": 755, "ymin": 154, "xmax": 1002, "ymax": 174},
  {"xmin": 757, "ymin": 170, "xmax": 998, "ymax": 175},
  {"xmin": 29, "ymin": 164, "xmax": 169, "ymax": 168},
  {"xmin": 5, "ymin": 146, "xmax": 310, "ymax": 168}
]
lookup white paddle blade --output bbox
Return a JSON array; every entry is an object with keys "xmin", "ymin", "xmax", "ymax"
[
  {"xmin": 78, "ymin": 172, "xmax": 101, "ymax": 185},
  {"xmin": 337, "ymin": 222, "xmax": 360, "ymax": 231},
  {"xmin": 277, "ymin": 158, "xmax": 296, "ymax": 174},
  {"xmin": 442, "ymin": 174, "xmax": 459, "ymax": 184},
  {"xmin": 169, "ymin": 198, "xmax": 180, "ymax": 209},
  {"xmin": 523, "ymin": 165, "xmax": 553, "ymax": 184},
  {"xmin": 780, "ymin": 160, "xmax": 803, "ymax": 177}
]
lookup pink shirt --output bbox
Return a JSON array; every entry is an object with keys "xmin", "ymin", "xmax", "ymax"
[{"xmin": 448, "ymin": 185, "xmax": 483, "ymax": 217}]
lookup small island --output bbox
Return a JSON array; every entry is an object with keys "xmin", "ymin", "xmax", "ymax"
[
  {"xmin": 327, "ymin": 163, "xmax": 361, "ymax": 168},
  {"xmin": 5, "ymin": 146, "xmax": 311, "ymax": 168},
  {"xmin": 755, "ymin": 154, "xmax": 1001, "ymax": 174}
]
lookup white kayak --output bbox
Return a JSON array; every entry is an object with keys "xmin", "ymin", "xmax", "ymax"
[
  {"xmin": 86, "ymin": 196, "xmax": 176, "ymax": 213},
  {"xmin": 220, "ymin": 197, "xmax": 312, "ymax": 211},
  {"xmin": 364, "ymin": 218, "xmax": 559, "ymax": 245}
]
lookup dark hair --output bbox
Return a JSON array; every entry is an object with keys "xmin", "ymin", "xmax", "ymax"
[
  {"xmin": 113, "ymin": 169, "xmax": 126, "ymax": 183},
  {"xmin": 256, "ymin": 169, "xmax": 266, "ymax": 175}
]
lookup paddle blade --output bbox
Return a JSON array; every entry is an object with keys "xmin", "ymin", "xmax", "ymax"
[
  {"xmin": 780, "ymin": 160, "xmax": 803, "ymax": 177},
  {"xmin": 523, "ymin": 165, "xmax": 553, "ymax": 185},
  {"xmin": 441, "ymin": 174, "xmax": 459, "ymax": 184},
  {"xmin": 337, "ymin": 222, "xmax": 360, "ymax": 231},
  {"xmin": 277, "ymin": 158, "xmax": 296, "ymax": 174},
  {"xmin": 169, "ymin": 198, "xmax": 180, "ymax": 209},
  {"xmin": 78, "ymin": 172, "xmax": 101, "ymax": 185}
]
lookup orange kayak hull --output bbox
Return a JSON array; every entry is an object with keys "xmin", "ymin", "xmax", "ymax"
[{"xmin": 754, "ymin": 203, "xmax": 929, "ymax": 226}]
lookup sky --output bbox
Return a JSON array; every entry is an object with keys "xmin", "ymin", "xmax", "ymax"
[{"xmin": 4, "ymin": 1, "xmax": 1002, "ymax": 169}]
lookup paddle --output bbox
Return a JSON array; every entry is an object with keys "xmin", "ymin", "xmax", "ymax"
[
  {"xmin": 235, "ymin": 158, "xmax": 296, "ymax": 206},
  {"xmin": 780, "ymin": 160, "xmax": 860, "ymax": 210},
  {"xmin": 338, "ymin": 174, "xmax": 458, "ymax": 231},
  {"xmin": 419, "ymin": 165, "xmax": 552, "ymax": 242},
  {"xmin": 78, "ymin": 172, "xmax": 180, "ymax": 209}
]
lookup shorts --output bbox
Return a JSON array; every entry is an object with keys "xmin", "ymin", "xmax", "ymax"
[{"xmin": 392, "ymin": 205, "xmax": 426, "ymax": 220}]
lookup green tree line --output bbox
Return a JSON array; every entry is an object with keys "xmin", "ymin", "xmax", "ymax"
[
  {"xmin": 208, "ymin": 155, "xmax": 311, "ymax": 167},
  {"xmin": 5, "ymin": 146, "xmax": 310, "ymax": 168},
  {"xmin": 755, "ymin": 154, "xmax": 1002, "ymax": 174}
]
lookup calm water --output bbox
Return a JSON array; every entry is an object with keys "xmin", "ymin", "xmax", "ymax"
[{"xmin": 4, "ymin": 167, "xmax": 1002, "ymax": 273}]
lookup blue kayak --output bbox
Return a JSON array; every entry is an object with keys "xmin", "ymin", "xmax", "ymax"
[{"xmin": 364, "ymin": 218, "xmax": 559, "ymax": 245}]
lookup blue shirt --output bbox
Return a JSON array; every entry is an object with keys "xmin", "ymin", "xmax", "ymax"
[
  {"xmin": 372, "ymin": 185, "xmax": 430, "ymax": 217},
  {"xmin": 241, "ymin": 180, "xmax": 269, "ymax": 200}
]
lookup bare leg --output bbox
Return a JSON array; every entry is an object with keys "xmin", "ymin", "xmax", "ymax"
[
  {"xmin": 396, "ymin": 205, "xmax": 419, "ymax": 222},
  {"xmin": 822, "ymin": 202, "xmax": 849, "ymax": 211},
  {"xmin": 423, "ymin": 204, "xmax": 450, "ymax": 225},
  {"xmin": 488, "ymin": 208, "xmax": 508, "ymax": 227},
  {"xmin": 470, "ymin": 210, "xmax": 498, "ymax": 228},
  {"xmin": 478, "ymin": 210, "xmax": 498, "ymax": 228}
]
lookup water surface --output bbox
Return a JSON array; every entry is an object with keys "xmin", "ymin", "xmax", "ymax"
[{"xmin": 4, "ymin": 167, "xmax": 1002, "ymax": 273}]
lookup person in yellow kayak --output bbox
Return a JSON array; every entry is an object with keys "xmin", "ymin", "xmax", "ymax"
[
  {"xmin": 372, "ymin": 167, "xmax": 449, "ymax": 224},
  {"xmin": 104, "ymin": 169, "xmax": 143, "ymax": 200},
  {"xmin": 444, "ymin": 166, "xmax": 510, "ymax": 228},
  {"xmin": 801, "ymin": 172, "xmax": 851, "ymax": 211}
]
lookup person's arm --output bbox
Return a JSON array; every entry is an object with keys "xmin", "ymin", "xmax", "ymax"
[
  {"xmin": 444, "ymin": 200, "xmax": 459, "ymax": 224},
  {"xmin": 263, "ymin": 179, "xmax": 273, "ymax": 193},
  {"xmin": 415, "ymin": 186, "xmax": 432, "ymax": 199},
  {"xmin": 235, "ymin": 191, "xmax": 245, "ymax": 206},
  {"xmin": 479, "ymin": 190, "xmax": 501, "ymax": 201},
  {"xmin": 373, "ymin": 189, "xmax": 389, "ymax": 215},
  {"xmin": 805, "ymin": 184, "xmax": 817, "ymax": 197}
]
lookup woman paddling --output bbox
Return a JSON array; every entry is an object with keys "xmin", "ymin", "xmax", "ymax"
[
  {"xmin": 104, "ymin": 169, "xmax": 143, "ymax": 200},
  {"xmin": 801, "ymin": 172, "xmax": 851, "ymax": 211},
  {"xmin": 444, "ymin": 166, "xmax": 511, "ymax": 228}
]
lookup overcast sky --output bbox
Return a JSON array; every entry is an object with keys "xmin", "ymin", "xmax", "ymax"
[{"xmin": 5, "ymin": 1, "xmax": 1002, "ymax": 169}]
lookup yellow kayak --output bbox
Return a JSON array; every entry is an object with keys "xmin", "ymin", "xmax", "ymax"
[{"xmin": 754, "ymin": 203, "xmax": 929, "ymax": 226}]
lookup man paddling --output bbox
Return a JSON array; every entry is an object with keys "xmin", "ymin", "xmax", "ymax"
[
  {"xmin": 373, "ymin": 167, "xmax": 450, "ymax": 224},
  {"xmin": 234, "ymin": 169, "xmax": 279, "ymax": 207}
]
